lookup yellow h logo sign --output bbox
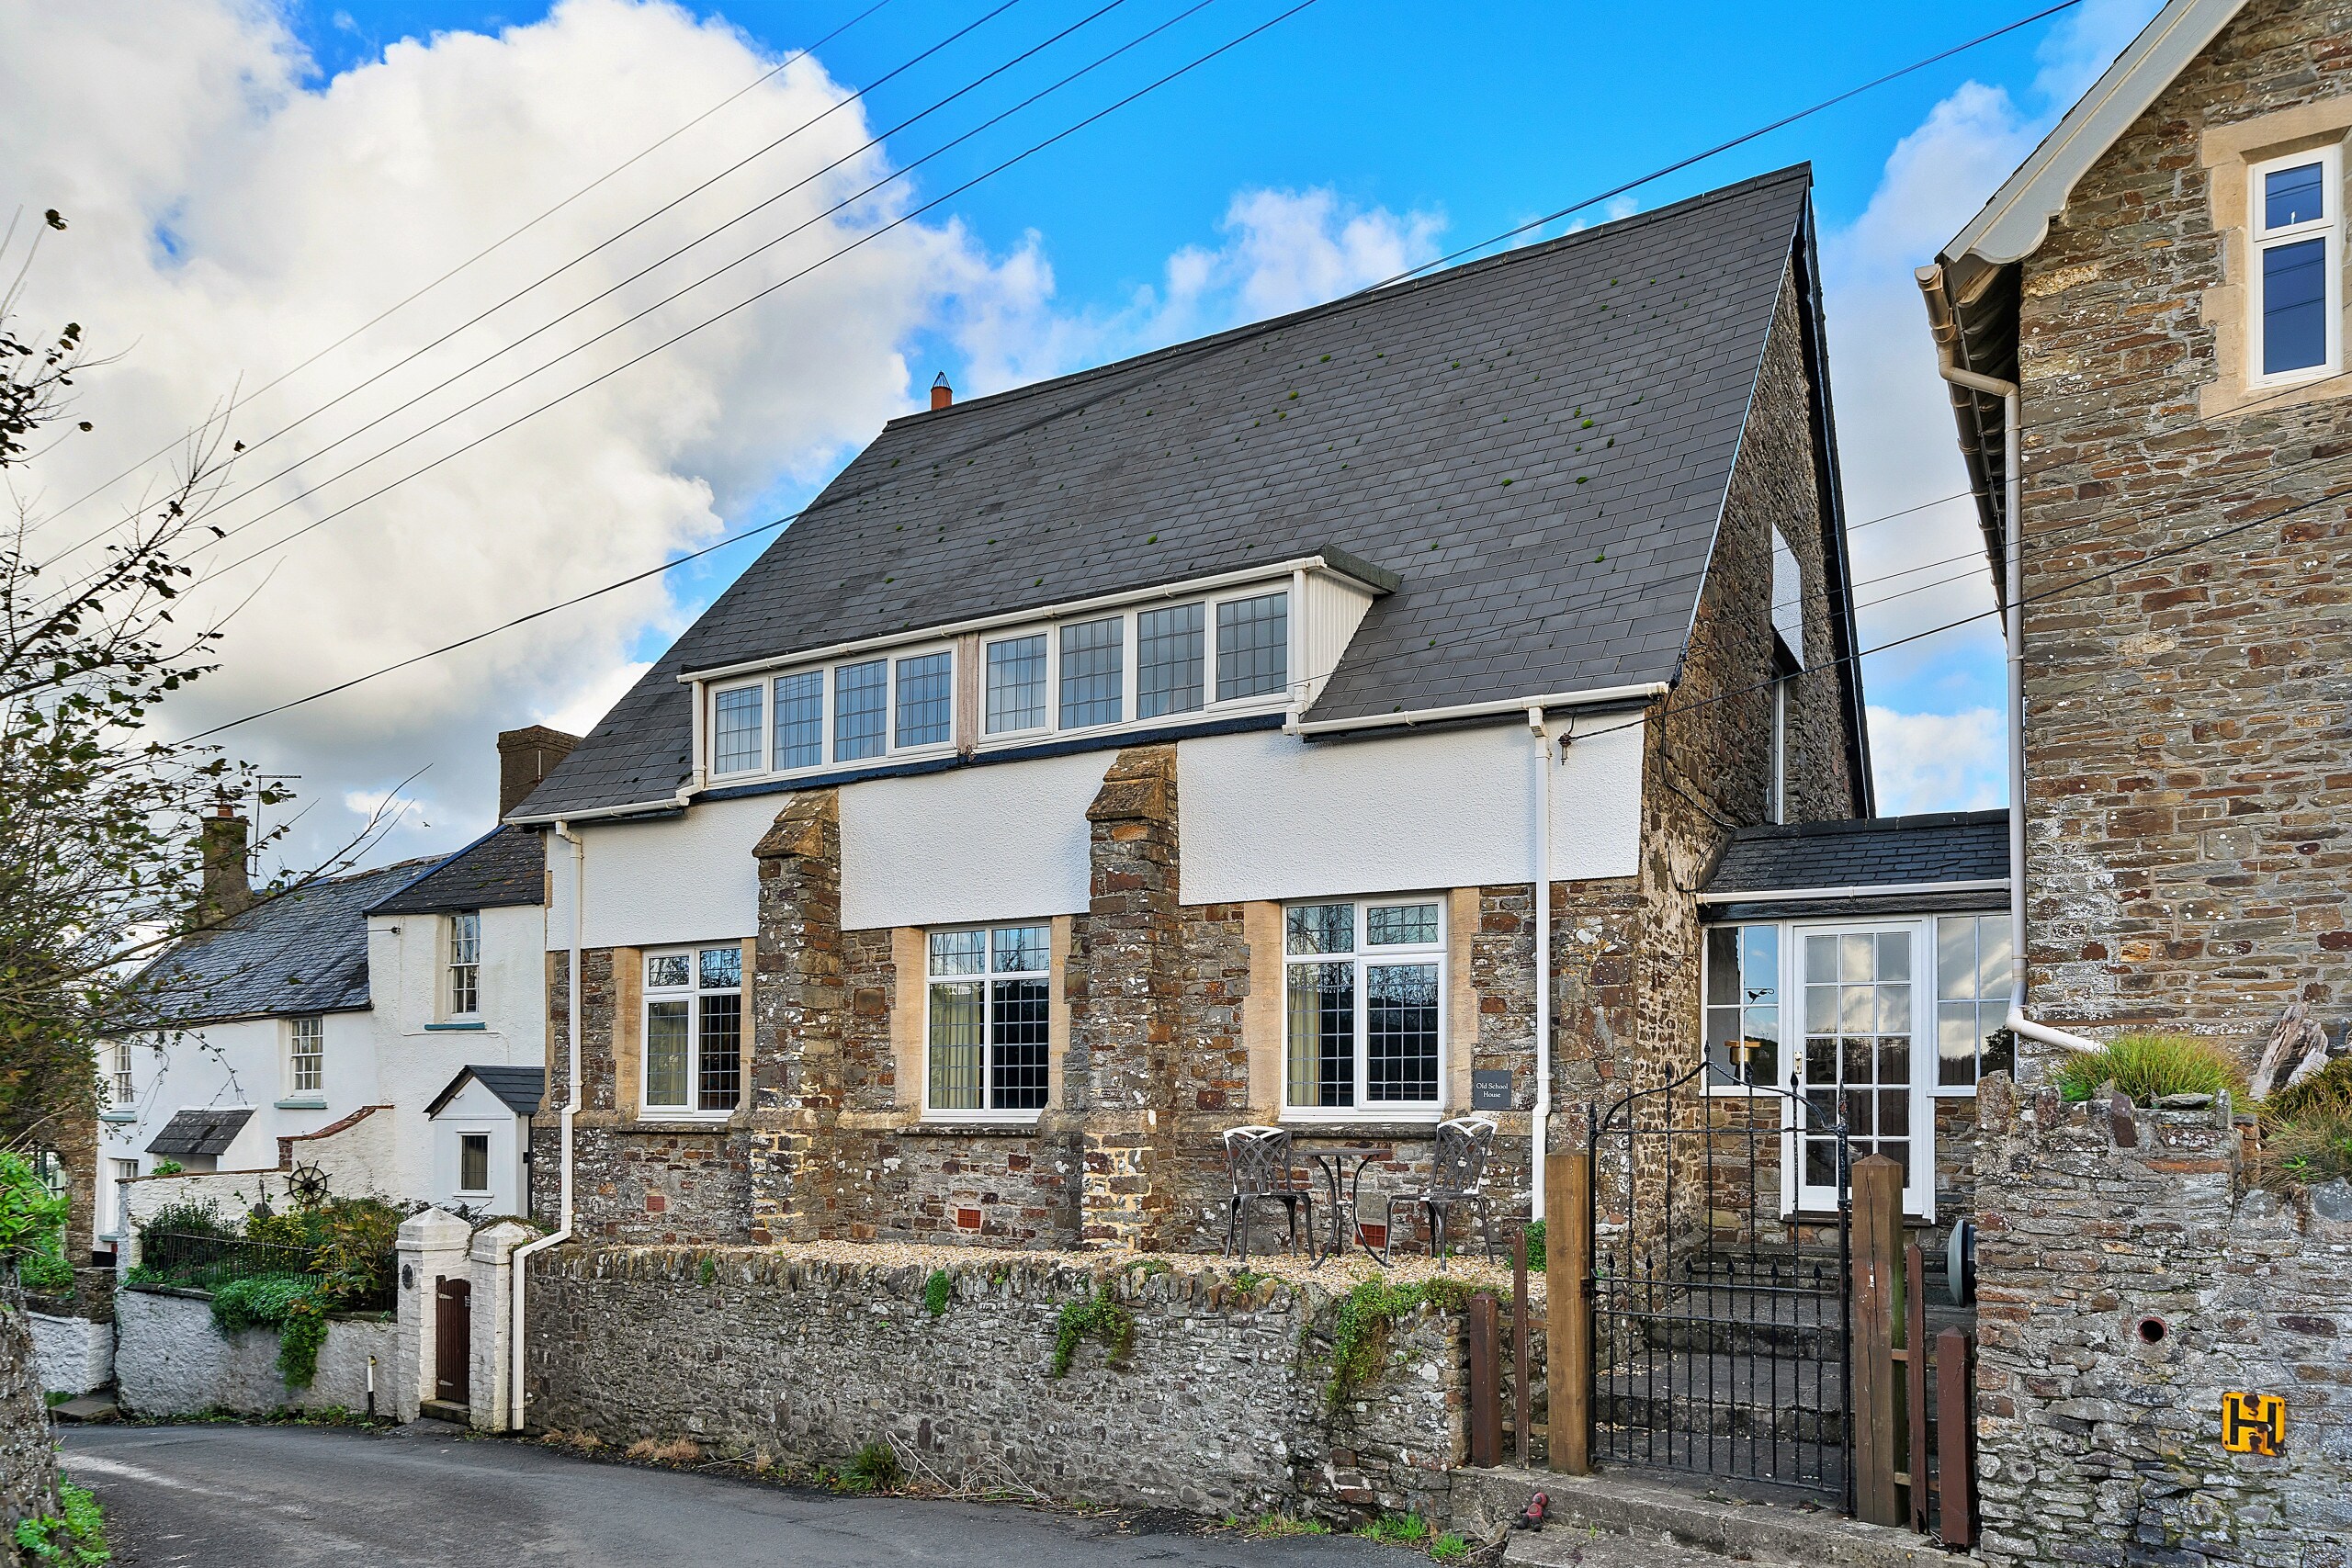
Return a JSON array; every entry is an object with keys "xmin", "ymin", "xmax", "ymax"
[{"xmin": 2221, "ymin": 1392, "xmax": 2286, "ymax": 1455}]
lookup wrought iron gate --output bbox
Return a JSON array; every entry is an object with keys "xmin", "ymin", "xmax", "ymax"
[{"xmin": 1586, "ymin": 1064, "xmax": 1852, "ymax": 1507}]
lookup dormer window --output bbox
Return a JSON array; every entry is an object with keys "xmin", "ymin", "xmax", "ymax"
[
  {"xmin": 1216, "ymin": 591, "xmax": 1288, "ymax": 700},
  {"xmin": 2251, "ymin": 146, "xmax": 2340, "ymax": 384}
]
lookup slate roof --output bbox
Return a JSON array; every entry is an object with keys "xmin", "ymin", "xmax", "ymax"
[
  {"xmin": 367, "ymin": 826, "xmax": 545, "ymax": 915},
  {"xmin": 143, "ymin": 860, "xmax": 436, "ymax": 1026},
  {"xmin": 1703, "ymin": 811, "xmax": 2010, "ymax": 896},
  {"xmin": 425, "ymin": 1065, "xmax": 546, "ymax": 1119},
  {"xmin": 517, "ymin": 167, "xmax": 1826, "ymax": 818},
  {"xmin": 147, "ymin": 1107, "xmax": 254, "ymax": 1158}
]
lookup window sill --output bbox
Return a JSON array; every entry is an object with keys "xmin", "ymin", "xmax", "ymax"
[
  {"xmin": 424, "ymin": 1021, "xmax": 487, "ymax": 1032},
  {"xmin": 630, "ymin": 1114, "xmax": 736, "ymax": 1134},
  {"xmin": 906, "ymin": 1120, "xmax": 1040, "ymax": 1138},
  {"xmin": 275, "ymin": 1098, "xmax": 327, "ymax": 1111},
  {"xmin": 99, "ymin": 1111, "xmax": 138, "ymax": 1125}
]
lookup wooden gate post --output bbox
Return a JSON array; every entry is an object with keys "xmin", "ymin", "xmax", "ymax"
[
  {"xmin": 1936, "ymin": 1327, "xmax": 1977, "ymax": 1549},
  {"xmin": 1849, "ymin": 1156, "xmax": 1905, "ymax": 1526},
  {"xmin": 1468, "ymin": 1292, "xmax": 1501, "ymax": 1467},
  {"xmin": 1545, "ymin": 1147, "xmax": 1592, "ymax": 1474}
]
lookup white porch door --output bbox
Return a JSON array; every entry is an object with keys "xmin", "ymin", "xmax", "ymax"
[{"xmin": 1786, "ymin": 922, "xmax": 1931, "ymax": 1218}]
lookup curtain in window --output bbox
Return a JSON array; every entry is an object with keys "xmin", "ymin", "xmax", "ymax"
[
  {"xmin": 929, "ymin": 982, "xmax": 984, "ymax": 1111},
  {"xmin": 1286, "ymin": 963, "xmax": 1353, "ymax": 1107},
  {"xmin": 647, "ymin": 999, "xmax": 691, "ymax": 1109}
]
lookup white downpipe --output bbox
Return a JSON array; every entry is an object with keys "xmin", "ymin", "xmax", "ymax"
[
  {"xmin": 510, "ymin": 820, "xmax": 584, "ymax": 1430},
  {"xmin": 1530, "ymin": 705, "xmax": 1553, "ymax": 1221},
  {"xmin": 1917, "ymin": 277, "xmax": 2098, "ymax": 1058}
]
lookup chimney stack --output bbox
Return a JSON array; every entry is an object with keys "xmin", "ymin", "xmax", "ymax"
[
  {"xmin": 497, "ymin": 725, "xmax": 582, "ymax": 819},
  {"xmin": 197, "ymin": 791, "xmax": 254, "ymax": 927},
  {"xmin": 930, "ymin": 372, "xmax": 953, "ymax": 412}
]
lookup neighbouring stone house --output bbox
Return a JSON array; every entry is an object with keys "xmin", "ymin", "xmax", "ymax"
[
  {"xmin": 102, "ymin": 729, "xmax": 571, "ymax": 1235},
  {"xmin": 1922, "ymin": 3, "xmax": 2352, "ymax": 1562},
  {"xmin": 504, "ymin": 165, "xmax": 2020, "ymax": 1260}
]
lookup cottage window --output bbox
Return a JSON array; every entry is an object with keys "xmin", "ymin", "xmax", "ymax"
[
  {"xmin": 108, "ymin": 1041, "xmax": 134, "ymax": 1109},
  {"xmin": 2250, "ymin": 147, "xmax": 2340, "ymax": 383},
  {"xmin": 1934, "ymin": 914, "xmax": 2015, "ymax": 1090},
  {"xmin": 288, "ymin": 1016, "xmax": 324, "ymax": 1097},
  {"xmin": 1703, "ymin": 923, "xmax": 1781, "ymax": 1090},
  {"xmin": 985, "ymin": 634, "xmax": 1047, "ymax": 734},
  {"xmin": 1059, "ymin": 616, "xmax": 1124, "ymax": 728},
  {"xmin": 458, "ymin": 1134, "xmax": 491, "ymax": 1195},
  {"xmin": 711, "ymin": 684, "xmax": 763, "ymax": 775},
  {"xmin": 774, "ymin": 670, "xmax": 824, "ymax": 769},
  {"xmin": 1283, "ymin": 897, "xmax": 1444, "ymax": 1117},
  {"xmin": 643, "ymin": 946, "xmax": 743, "ymax": 1115},
  {"xmin": 833, "ymin": 659, "xmax": 888, "ymax": 761},
  {"xmin": 1136, "ymin": 603, "xmax": 1204, "ymax": 719},
  {"xmin": 893, "ymin": 649, "xmax": 954, "ymax": 748},
  {"xmin": 925, "ymin": 924, "xmax": 1051, "ymax": 1118},
  {"xmin": 447, "ymin": 910, "xmax": 481, "ymax": 1017},
  {"xmin": 1216, "ymin": 591, "xmax": 1288, "ymax": 701}
]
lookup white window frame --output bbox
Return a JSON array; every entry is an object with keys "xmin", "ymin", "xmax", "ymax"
[
  {"xmin": 288, "ymin": 1015, "xmax": 324, "ymax": 1099},
  {"xmin": 697, "ymin": 578, "xmax": 1301, "ymax": 784},
  {"xmin": 2248, "ymin": 144, "xmax": 2342, "ymax": 389},
  {"xmin": 108, "ymin": 1040, "xmax": 134, "ymax": 1111},
  {"xmin": 1280, "ymin": 895, "xmax": 1448, "ymax": 1125},
  {"xmin": 1930, "ymin": 912, "xmax": 2015, "ymax": 1097},
  {"xmin": 106, "ymin": 1158, "xmax": 139, "ymax": 1239},
  {"xmin": 447, "ymin": 910, "xmax": 481, "ymax": 1019},
  {"xmin": 639, "ymin": 944, "xmax": 746, "ymax": 1120},
  {"xmin": 922, "ymin": 922, "xmax": 1054, "ymax": 1124},
  {"xmin": 1782, "ymin": 918, "xmax": 1933, "ymax": 1221},
  {"xmin": 456, "ymin": 1132, "xmax": 492, "ymax": 1197},
  {"xmin": 1701, "ymin": 921, "xmax": 1783, "ymax": 1096}
]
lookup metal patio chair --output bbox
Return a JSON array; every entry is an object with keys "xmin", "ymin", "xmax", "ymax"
[
  {"xmin": 1392, "ymin": 1117, "xmax": 1499, "ymax": 1269},
  {"xmin": 1221, "ymin": 1125, "xmax": 1315, "ymax": 1265}
]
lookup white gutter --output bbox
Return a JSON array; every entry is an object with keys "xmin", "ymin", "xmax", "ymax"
[
  {"xmin": 1530, "ymin": 705, "xmax": 1553, "ymax": 1222},
  {"xmin": 1918, "ymin": 266, "xmax": 2098, "ymax": 1057},
  {"xmin": 1697, "ymin": 877, "xmax": 2011, "ymax": 906},
  {"xmin": 510, "ymin": 819, "xmax": 584, "ymax": 1429},
  {"xmin": 1295, "ymin": 681, "xmax": 1668, "ymax": 739}
]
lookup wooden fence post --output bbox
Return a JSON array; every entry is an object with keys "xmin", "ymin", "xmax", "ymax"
[
  {"xmin": 1905, "ymin": 1243, "xmax": 1928, "ymax": 1534},
  {"xmin": 1546, "ymin": 1147, "xmax": 1592, "ymax": 1474},
  {"xmin": 1937, "ymin": 1327, "xmax": 1977, "ymax": 1549},
  {"xmin": 1849, "ymin": 1155, "xmax": 1905, "ymax": 1527},
  {"xmin": 1468, "ymin": 1292, "xmax": 1501, "ymax": 1467}
]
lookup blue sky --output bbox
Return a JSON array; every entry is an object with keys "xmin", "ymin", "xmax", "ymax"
[{"xmin": 14, "ymin": 0, "xmax": 2162, "ymax": 861}]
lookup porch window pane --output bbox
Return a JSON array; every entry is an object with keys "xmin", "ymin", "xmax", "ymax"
[
  {"xmin": 1976, "ymin": 918, "xmax": 2012, "ymax": 999},
  {"xmin": 834, "ymin": 659, "xmax": 887, "ymax": 761},
  {"xmin": 1937, "ymin": 916, "xmax": 1975, "ymax": 998},
  {"xmin": 1287, "ymin": 961, "xmax": 1353, "ymax": 1107},
  {"xmin": 1876, "ymin": 931, "xmax": 1910, "ymax": 982},
  {"xmin": 1365, "ymin": 963, "xmax": 1439, "ymax": 1103},
  {"xmin": 1879, "ymin": 1089, "xmax": 1910, "ymax": 1136},
  {"xmin": 1839, "ymin": 933, "xmax": 1872, "ymax": 984},
  {"xmin": 928, "ymin": 982, "xmax": 983, "ymax": 1111},
  {"xmin": 646, "ymin": 999, "xmax": 691, "ymax": 1108}
]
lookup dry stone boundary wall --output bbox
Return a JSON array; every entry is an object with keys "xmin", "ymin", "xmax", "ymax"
[{"xmin": 526, "ymin": 1248, "xmax": 1511, "ymax": 1527}]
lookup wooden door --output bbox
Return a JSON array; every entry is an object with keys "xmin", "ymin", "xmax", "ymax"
[{"xmin": 435, "ymin": 1277, "xmax": 470, "ymax": 1406}]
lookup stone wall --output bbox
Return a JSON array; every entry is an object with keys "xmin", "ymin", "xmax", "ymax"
[
  {"xmin": 2014, "ymin": 0, "xmax": 2352, "ymax": 1046},
  {"xmin": 114, "ymin": 1286, "xmax": 395, "ymax": 1417},
  {"xmin": 527, "ymin": 1247, "xmax": 1530, "ymax": 1527},
  {"xmin": 0, "ymin": 1278, "xmax": 59, "ymax": 1544},
  {"xmin": 1973, "ymin": 1069, "xmax": 2352, "ymax": 1567}
]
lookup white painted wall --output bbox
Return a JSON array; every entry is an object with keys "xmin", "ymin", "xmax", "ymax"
[
  {"xmin": 114, "ymin": 1287, "xmax": 394, "ymax": 1417},
  {"xmin": 838, "ymin": 752, "xmax": 1101, "ymax": 931},
  {"xmin": 28, "ymin": 1313, "xmax": 114, "ymax": 1397},
  {"xmin": 427, "ymin": 1077, "xmax": 527, "ymax": 1216},
  {"xmin": 548, "ymin": 793, "xmax": 774, "ymax": 951},
  {"xmin": 1176, "ymin": 718, "xmax": 1645, "ymax": 906},
  {"xmin": 98, "ymin": 1010, "xmax": 376, "ymax": 1187}
]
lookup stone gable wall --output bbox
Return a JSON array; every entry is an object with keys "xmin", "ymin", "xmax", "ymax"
[
  {"xmin": 1973, "ymin": 1068, "xmax": 2352, "ymax": 1567},
  {"xmin": 2015, "ymin": 0, "xmax": 2352, "ymax": 1044}
]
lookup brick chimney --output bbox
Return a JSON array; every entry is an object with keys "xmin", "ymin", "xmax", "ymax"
[
  {"xmin": 930, "ymin": 372, "xmax": 953, "ymax": 412},
  {"xmin": 197, "ymin": 792, "xmax": 254, "ymax": 927},
  {"xmin": 497, "ymin": 726, "xmax": 581, "ymax": 818}
]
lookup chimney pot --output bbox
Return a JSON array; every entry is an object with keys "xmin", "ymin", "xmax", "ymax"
[{"xmin": 931, "ymin": 372, "xmax": 953, "ymax": 412}]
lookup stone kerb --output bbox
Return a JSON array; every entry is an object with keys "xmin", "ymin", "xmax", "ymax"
[{"xmin": 1973, "ymin": 1071, "xmax": 2352, "ymax": 1568}]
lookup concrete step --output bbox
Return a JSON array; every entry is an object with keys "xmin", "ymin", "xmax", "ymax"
[
  {"xmin": 418, "ymin": 1400, "xmax": 471, "ymax": 1427},
  {"xmin": 1452, "ymin": 1468, "xmax": 1951, "ymax": 1568},
  {"xmin": 50, "ymin": 1394, "xmax": 118, "ymax": 1424}
]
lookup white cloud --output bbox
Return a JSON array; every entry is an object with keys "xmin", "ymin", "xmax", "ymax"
[
  {"xmin": 1867, "ymin": 706, "xmax": 2007, "ymax": 815},
  {"xmin": 0, "ymin": 0, "xmax": 1091, "ymax": 869},
  {"xmin": 1819, "ymin": 0, "xmax": 2162, "ymax": 806}
]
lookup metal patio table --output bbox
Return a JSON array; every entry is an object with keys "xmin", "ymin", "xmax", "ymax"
[{"xmin": 1301, "ymin": 1145, "xmax": 1389, "ymax": 1267}]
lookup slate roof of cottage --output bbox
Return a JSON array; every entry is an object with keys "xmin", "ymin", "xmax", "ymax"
[
  {"xmin": 146, "ymin": 1107, "xmax": 254, "ymax": 1158},
  {"xmin": 142, "ymin": 860, "xmax": 435, "ymax": 1026},
  {"xmin": 515, "ymin": 166, "xmax": 1832, "ymax": 818},
  {"xmin": 1703, "ymin": 811, "xmax": 2010, "ymax": 896},
  {"xmin": 425, "ymin": 1065, "xmax": 546, "ymax": 1119},
  {"xmin": 367, "ymin": 826, "xmax": 545, "ymax": 915}
]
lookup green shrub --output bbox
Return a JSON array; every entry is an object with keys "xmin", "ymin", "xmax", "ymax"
[
  {"xmin": 839, "ymin": 1441, "xmax": 904, "ymax": 1494},
  {"xmin": 2055, "ymin": 1033, "xmax": 2247, "ymax": 1107},
  {"xmin": 1323, "ymin": 1278, "xmax": 1473, "ymax": 1409},
  {"xmin": 1522, "ymin": 1218, "xmax": 1545, "ymax": 1270},
  {"xmin": 150, "ymin": 1160, "xmax": 183, "ymax": 1177},
  {"xmin": 2261, "ymin": 1109, "xmax": 2352, "ymax": 1189},
  {"xmin": 210, "ymin": 1273, "xmax": 329, "ymax": 1387},
  {"xmin": 1049, "ymin": 1289, "xmax": 1135, "ymax": 1378},
  {"xmin": 2262, "ymin": 1057, "xmax": 2352, "ymax": 1127},
  {"xmin": 922, "ymin": 1269, "xmax": 951, "ymax": 1316},
  {"xmin": 13, "ymin": 1480, "xmax": 109, "ymax": 1564},
  {"xmin": 0, "ymin": 1153, "xmax": 69, "ymax": 1287}
]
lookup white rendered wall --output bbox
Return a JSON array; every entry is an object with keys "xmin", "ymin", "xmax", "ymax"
[
  {"xmin": 548, "ymin": 793, "xmax": 775, "ymax": 952},
  {"xmin": 1176, "ymin": 719, "xmax": 1645, "ymax": 907},
  {"xmin": 427, "ymin": 1077, "xmax": 526, "ymax": 1215},
  {"xmin": 97, "ymin": 1012, "xmax": 374, "ymax": 1181},
  {"xmin": 838, "ymin": 752, "xmax": 1101, "ymax": 931},
  {"xmin": 114, "ymin": 1288, "xmax": 394, "ymax": 1417}
]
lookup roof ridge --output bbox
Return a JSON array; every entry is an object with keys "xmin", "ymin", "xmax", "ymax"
[
  {"xmin": 890, "ymin": 164, "xmax": 1816, "ymax": 430},
  {"xmin": 1728, "ymin": 808, "xmax": 2008, "ymax": 842}
]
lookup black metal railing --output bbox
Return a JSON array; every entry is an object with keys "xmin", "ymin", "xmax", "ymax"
[
  {"xmin": 1587, "ymin": 1064, "xmax": 1854, "ymax": 1509},
  {"xmin": 134, "ymin": 1230, "xmax": 323, "ymax": 1292}
]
